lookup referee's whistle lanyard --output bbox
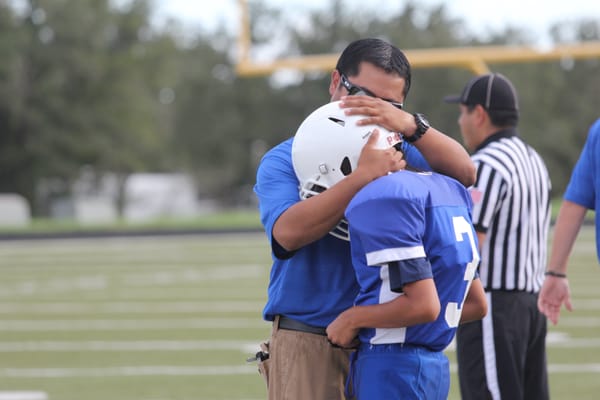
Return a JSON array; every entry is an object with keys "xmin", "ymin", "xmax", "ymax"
[{"xmin": 345, "ymin": 350, "xmax": 358, "ymax": 399}]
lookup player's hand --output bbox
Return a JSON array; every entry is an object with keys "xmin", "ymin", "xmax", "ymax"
[
  {"xmin": 340, "ymin": 95, "xmax": 410, "ymax": 134},
  {"xmin": 355, "ymin": 130, "xmax": 405, "ymax": 183},
  {"xmin": 537, "ymin": 276, "xmax": 573, "ymax": 325},
  {"xmin": 326, "ymin": 312, "xmax": 360, "ymax": 349}
]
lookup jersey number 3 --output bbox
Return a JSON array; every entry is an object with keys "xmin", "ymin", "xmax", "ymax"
[{"xmin": 445, "ymin": 216, "xmax": 480, "ymax": 328}]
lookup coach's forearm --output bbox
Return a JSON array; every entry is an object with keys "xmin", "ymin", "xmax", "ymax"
[
  {"xmin": 412, "ymin": 128, "xmax": 476, "ymax": 187},
  {"xmin": 272, "ymin": 169, "xmax": 374, "ymax": 251}
]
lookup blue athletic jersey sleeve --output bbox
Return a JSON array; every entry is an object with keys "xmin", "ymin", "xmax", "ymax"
[
  {"xmin": 346, "ymin": 171, "xmax": 479, "ymax": 351},
  {"xmin": 401, "ymin": 141, "xmax": 431, "ymax": 171},
  {"xmin": 254, "ymin": 138, "xmax": 298, "ymax": 250},
  {"xmin": 253, "ymin": 137, "xmax": 359, "ymax": 326},
  {"xmin": 564, "ymin": 118, "xmax": 600, "ymax": 261}
]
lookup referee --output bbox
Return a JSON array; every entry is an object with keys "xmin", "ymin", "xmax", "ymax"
[{"xmin": 444, "ymin": 73, "xmax": 551, "ymax": 400}]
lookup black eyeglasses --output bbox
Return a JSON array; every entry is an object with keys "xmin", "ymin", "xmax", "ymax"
[{"xmin": 340, "ymin": 73, "xmax": 403, "ymax": 109}]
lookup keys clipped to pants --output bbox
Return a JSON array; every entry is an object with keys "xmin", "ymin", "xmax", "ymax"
[{"xmin": 247, "ymin": 341, "xmax": 270, "ymax": 387}]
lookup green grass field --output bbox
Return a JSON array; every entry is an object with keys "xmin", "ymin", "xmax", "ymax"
[{"xmin": 0, "ymin": 226, "xmax": 598, "ymax": 399}]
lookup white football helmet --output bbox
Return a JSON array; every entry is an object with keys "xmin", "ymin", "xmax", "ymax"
[{"xmin": 292, "ymin": 101, "xmax": 401, "ymax": 240}]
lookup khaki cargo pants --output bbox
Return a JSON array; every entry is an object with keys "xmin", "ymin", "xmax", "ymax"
[{"xmin": 258, "ymin": 316, "xmax": 353, "ymax": 400}]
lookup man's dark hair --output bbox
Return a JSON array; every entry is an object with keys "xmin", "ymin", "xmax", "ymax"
[{"xmin": 335, "ymin": 38, "xmax": 412, "ymax": 99}]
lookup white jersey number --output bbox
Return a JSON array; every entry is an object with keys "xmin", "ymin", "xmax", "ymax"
[{"xmin": 445, "ymin": 216, "xmax": 480, "ymax": 328}]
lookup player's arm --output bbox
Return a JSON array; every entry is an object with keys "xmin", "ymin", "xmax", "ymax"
[
  {"xmin": 339, "ymin": 96, "xmax": 475, "ymax": 186},
  {"xmin": 273, "ymin": 132, "xmax": 405, "ymax": 252},
  {"xmin": 455, "ymin": 230, "xmax": 490, "ymax": 325},
  {"xmin": 326, "ymin": 278, "xmax": 440, "ymax": 348},
  {"xmin": 459, "ymin": 277, "xmax": 487, "ymax": 324}
]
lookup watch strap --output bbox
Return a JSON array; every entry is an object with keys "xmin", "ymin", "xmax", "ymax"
[{"xmin": 405, "ymin": 113, "xmax": 429, "ymax": 143}]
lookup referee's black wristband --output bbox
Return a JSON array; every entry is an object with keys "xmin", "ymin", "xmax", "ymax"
[{"xmin": 544, "ymin": 270, "xmax": 567, "ymax": 278}]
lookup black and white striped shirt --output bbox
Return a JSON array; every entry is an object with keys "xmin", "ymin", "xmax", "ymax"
[{"xmin": 470, "ymin": 128, "xmax": 551, "ymax": 293}]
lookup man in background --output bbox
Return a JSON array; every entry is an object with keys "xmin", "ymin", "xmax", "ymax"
[
  {"xmin": 538, "ymin": 118, "xmax": 600, "ymax": 324},
  {"xmin": 445, "ymin": 73, "xmax": 552, "ymax": 400}
]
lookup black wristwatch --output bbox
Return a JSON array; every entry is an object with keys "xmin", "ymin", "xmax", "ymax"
[{"xmin": 405, "ymin": 113, "xmax": 430, "ymax": 143}]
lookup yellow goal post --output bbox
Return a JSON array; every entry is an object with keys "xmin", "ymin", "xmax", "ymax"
[{"xmin": 235, "ymin": 0, "xmax": 600, "ymax": 77}]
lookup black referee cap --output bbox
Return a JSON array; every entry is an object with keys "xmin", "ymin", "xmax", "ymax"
[{"xmin": 444, "ymin": 73, "xmax": 519, "ymax": 112}]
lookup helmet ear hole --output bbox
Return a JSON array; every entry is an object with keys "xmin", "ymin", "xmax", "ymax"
[
  {"xmin": 340, "ymin": 157, "xmax": 352, "ymax": 176},
  {"xmin": 328, "ymin": 117, "xmax": 345, "ymax": 127}
]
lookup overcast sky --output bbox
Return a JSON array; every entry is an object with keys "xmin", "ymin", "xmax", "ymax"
[{"xmin": 153, "ymin": 0, "xmax": 600, "ymax": 46}]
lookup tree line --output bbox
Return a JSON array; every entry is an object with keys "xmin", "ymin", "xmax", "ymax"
[{"xmin": 1, "ymin": 0, "xmax": 599, "ymax": 216}]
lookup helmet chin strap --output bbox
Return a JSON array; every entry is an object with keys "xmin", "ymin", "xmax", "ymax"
[
  {"xmin": 329, "ymin": 219, "xmax": 350, "ymax": 241},
  {"xmin": 298, "ymin": 178, "xmax": 327, "ymax": 200}
]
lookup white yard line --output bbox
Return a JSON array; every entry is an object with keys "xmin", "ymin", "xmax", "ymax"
[
  {"xmin": 447, "ymin": 363, "xmax": 600, "ymax": 374},
  {"xmin": 0, "ymin": 318, "xmax": 270, "ymax": 331},
  {"xmin": 0, "ymin": 233, "xmax": 266, "ymax": 254},
  {"xmin": 0, "ymin": 392, "xmax": 47, "ymax": 400},
  {"xmin": 0, "ymin": 301, "xmax": 265, "ymax": 314},
  {"xmin": 2, "ymin": 363, "xmax": 600, "ymax": 378},
  {"xmin": 0, "ymin": 365, "xmax": 258, "ymax": 378},
  {"xmin": 0, "ymin": 340, "xmax": 261, "ymax": 352},
  {"xmin": 0, "ymin": 336, "xmax": 598, "ymax": 353},
  {"xmin": 0, "ymin": 265, "xmax": 267, "ymax": 297}
]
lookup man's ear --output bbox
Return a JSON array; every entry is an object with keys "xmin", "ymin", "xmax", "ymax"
[
  {"xmin": 475, "ymin": 104, "xmax": 488, "ymax": 124},
  {"xmin": 329, "ymin": 69, "xmax": 341, "ymax": 97}
]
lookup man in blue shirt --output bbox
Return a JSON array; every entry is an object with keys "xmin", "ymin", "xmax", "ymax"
[
  {"xmin": 538, "ymin": 118, "xmax": 600, "ymax": 324},
  {"xmin": 253, "ymin": 38, "xmax": 476, "ymax": 399}
]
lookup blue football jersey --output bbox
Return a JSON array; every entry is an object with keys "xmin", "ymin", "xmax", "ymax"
[{"xmin": 345, "ymin": 170, "xmax": 480, "ymax": 351}]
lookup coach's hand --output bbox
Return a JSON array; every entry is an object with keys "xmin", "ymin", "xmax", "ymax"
[{"xmin": 339, "ymin": 95, "xmax": 408, "ymax": 134}]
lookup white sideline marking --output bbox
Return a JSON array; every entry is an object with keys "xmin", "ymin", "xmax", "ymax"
[
  {"xmin": 0, "ymin": 265, "xmax": 265, "ymax": 297},
  {"xmin": 0, "ymin": 340, "xmax": 260, "ymax": 352},
  {"xmin": 556, "ymin": 316, "xmax": 600, "ymax": 327},
  {"xmin": 2, "ymin": 363, "xmax": 599, "ymax": 378},
  {"xmin": 0, "ymin": 232, "xmax": 265, "ymax": 250},
  {"xmin": 448, "ymin": 363, "xmax": 600, "ymax": 374},
  {"xmin": 0, "ymin": 318, "xmax": 270, "ymax": 331},
  {"xmin": 0, "ymin": 301, "xmax": 265, "ymax": 314},
  {"xmin": 0, "ymin": 365, "xmax": 257, "ymax": 378},
  {"xmin": 545, "ymin": 332, "xmax": 600, "ymax": 348},
  {"xmin": 566, "ymin": 299, "xmax": 600, "ymax": 309},
  {"xmin": 0, "ymin": 393, "xmax": 47, "ymax": 400},
  {"xmin": 1, "ymin": 335, "xmax": 597, "ymax": 353},
  {"xmin": 122, "ymin": 265, "xmax": 265, "ymax": 286},
  {"xmin": 445, "ymin": 333, "xmax": 600, "ymax": 352},
  {"xmin": 547, "ymin": 364, "xmax": 600, "ymax": 373}
]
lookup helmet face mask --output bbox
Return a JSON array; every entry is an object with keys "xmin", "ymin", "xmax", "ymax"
[{"xmin": 292, "ymin": 101, "xmax": 401, "ymax": 240}]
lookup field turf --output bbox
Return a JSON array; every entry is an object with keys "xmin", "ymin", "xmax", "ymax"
[{"xmin": 0, "ymin": 226, "xmax": 598, "ymax": 399}]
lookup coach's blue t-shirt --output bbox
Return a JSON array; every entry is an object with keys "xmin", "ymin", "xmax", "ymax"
[
  {"xmin": 346, "ymin": 170, "xmax": 479, "ymax": 351},
  {"xmin": 564, "ymin": 118, "xmax": 600, "ymax": 262},
  {"xmin": 254, "ymin": 137, "xmax": 430, "ymax": 327}
]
